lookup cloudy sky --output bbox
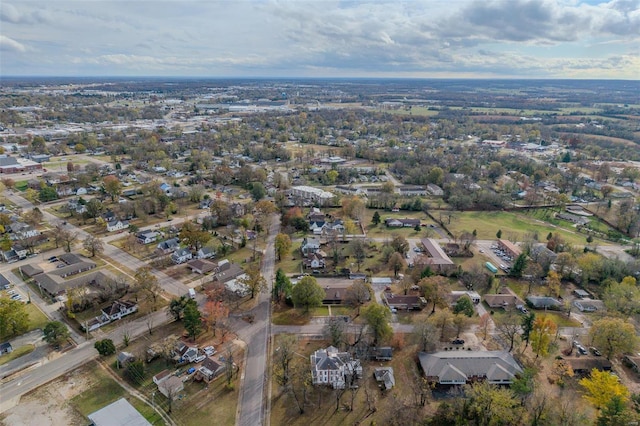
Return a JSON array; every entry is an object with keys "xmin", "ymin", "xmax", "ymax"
[{"xmin": 1, "ymin": 0, "xmax": 639, "ymax": 79}]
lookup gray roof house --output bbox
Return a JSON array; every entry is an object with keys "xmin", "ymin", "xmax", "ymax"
[
  {"xmin": 418, "ymin": 351, "xmax": 523, "ymax": 385},
  {"xmin": 310, "ymin": 345, "xmax": 362, "ymax": 389},
  {"xmin": 88, "ymin": 398, "xmax": 151, "ymax": 426},
  {"xmin": 526, "ymin": 295, "xmax": 562, "ymax": 309}
]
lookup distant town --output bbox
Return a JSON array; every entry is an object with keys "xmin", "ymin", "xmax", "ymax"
[{"xmin": 0, "ymin": 77, "xmax": 639, "ymax": 426}]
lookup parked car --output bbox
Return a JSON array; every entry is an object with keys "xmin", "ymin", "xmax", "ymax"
[
  {"xmin": 194, "ymin": 354, "xmax": 206, "ymax": 363},
  {"xmin": 3, "ymin": 284, "xmax": 10, "ymax": 290},
  {"xmin": 10, "ymin": 294, "xmax": 22, "ymax": 300},
  {"xmin": 204, "ymin": 346, "xmax": 216, "ymax": 356},
  {"xmin": 7, "ymin": 290, "xmax": 15, "ymax": 295},
  {"xmin": 452, "ymin": 339, "xmax": 465, "ymax": 345},
  {"xmin": 590, "ymin": 347, "xmax": 602, "ymax": 356},
  {"xmin": 48, "ymin": 256, "xmax": 58, "ymax": 262}
]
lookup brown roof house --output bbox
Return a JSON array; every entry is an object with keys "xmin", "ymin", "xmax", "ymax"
[
  {"xmin": 416, "ymin": 238, "xmax": 456, "ymax": 274},
  {"xmin": 383, "ymin": 292, "xmax": 427, "ymax": 311},
  {"xmin": 484, "ymin": 287, "xmax": 525, "ymax": 310},
  {"xmin": 197, "ymin": 357, "xmax": 226, "ymax": 382}
]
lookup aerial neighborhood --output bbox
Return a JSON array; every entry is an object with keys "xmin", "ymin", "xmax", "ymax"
[{"xmin": 0, "ymin": 78, "xmax": 639, "ymax": 426}]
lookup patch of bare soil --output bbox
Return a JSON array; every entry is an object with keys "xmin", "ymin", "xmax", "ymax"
[{"xmin": 1, "ymin": 368, "xmax": 90, "ymax": 426}]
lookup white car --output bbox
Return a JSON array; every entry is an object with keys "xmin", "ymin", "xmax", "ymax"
[
  {"xmin": 194, "ymin": 354, "xmax": 206, "ymax": 363},
  {"xmin": 7, "ymin": 289, "xmax": 16, "ymax": 295},
  {"xmin": 204, "ymin": 346, "xmax": 216, "ymax": 356}
]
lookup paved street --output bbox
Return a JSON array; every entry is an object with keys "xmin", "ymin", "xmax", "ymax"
[
  {"xmin": 237, "ymin": 215, "xmax": 279, "ymax": 426},
  {"xmin": 0, "ymin": 308, "xmax": 172, "ymax": 413}
]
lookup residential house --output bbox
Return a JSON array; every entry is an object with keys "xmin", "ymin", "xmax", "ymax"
[
  {"xmin": 573, "ymin": 289, "xmax": 591, "ymax": 298},
  {"xmin": 196, "ymin": 247, "xmax": 215, "ymax": 259},
  {"xmin": 383, "ymin": 292, "xmax": 427, "ymax": 311},
  {"xmin": 171, "ymin": 248, "xmax": 193, "ymax": 264},
  {"xmin": 197, "ymin": 357, "xmax": 226, "ymax": 382},
  {"xmin": 374, "ymin": 367, "xmax": 395, "ymax": 390},
  {"xmin": 0, "ymin": 342, "xmax": 13, "ymax": 355},
  {"xmin": 187, "ymin": 259, "xmax": 217, "ymax": 275},
  {"xmin": 158, "ymin": 376, "xmax": 184, "ymax": 398},
  {"xmin": 526, "ymin": 295, "xmax": 562, "ymax": 310},
  {"xmin": 159, "ymin": 183, "xmax": 172, "ymax": 195},
  {"xmin": 449, "ymin": 290, "xmax": 481, "ymax": 305},
  {"xmin": 565, "ymin": 357, "xmax": 612, "ymax": 376},
  {"xmin": 0, "ymin": 273, "xmax": 9, "ymax": 288},
  {"xmin": 8, "ymin": 222, "xmax": 39, "ymax": 241},
  {"xmin": 310, "ymin": 346, "xmax": 363, "ymax": 389},
  {"xmin": 483, "ymin": 287, "xmax": 525, "ymax": 310},
  {"xmin": 385, "ymin": 218, "xmax": 421, "ymax": 228},
  {"xmin": 303, "ymin": 252, "xmax": 326, "ymax": 270},
  {"xmin": 101, "ymin": 300, "xmax": 138, "ymax": 321},
  {"xmin": 426, "ymin": 184, "xmax": 444, "ymax": 196},
  {"xmin": 199, "ymin": 199, "xmax": 212, "ymax": 209},
  {"xmin": 301, "ymin": 237, "xmax": 321, "ymax": 255},
  {"xmin": 156, "ymin": 238, "xmax": 180, "ymax": 254},
  {"xmin": 418, "ymin": 351, "xmax": 523, "ymax": 385},
  {"xmin": 176, "ymin": 342, "xmax": 199, "ymax": 363},
  {"xmin": 117, "ymin": 351, "xmax": 136, "ymax": 367},
  {"xmin": 212, "ymin": 260, "xmax": 248, "ymax": 296},
  {"xmin": 573, "ymin": 298, "xmax": 605, "ymax": 312},
  {"xmin": 153, "ymin": 370, "xmax": 172, "ymax": 386},
  {"xmin": 309, "ymin": 220, "xmax": 326, "ymax": 235},
  {"xmin": 371, "ymin": 347, "xmax": 393, "ymax": 361},
  {"xmin": 136, "ymin": 230, "xmax": 160, "ymax": 245},
  {"xmin": 106, "ymin": 219, "xmax": 129, "ymax": 232}
]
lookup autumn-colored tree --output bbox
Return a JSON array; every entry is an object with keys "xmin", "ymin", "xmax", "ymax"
[
  {"xmin": 546, "ymin": 270, "xmax": 561, "ymax": 298},
  {"xmin": 274, "ymin": 233, "xmax": 292, "ymax": 261},
  {"xmin": 239, "ymin": 265, "xmax": 267, "ymax": 299},
  {"xmin": 362, "ymin": 303, "xmax": 392, "ymax": 345},
  {"xmin": 103, "ymin": 175, "xmax": 122, "ymax": 202},
  {"xmin": 589, "ymin": 317, "xmax": 638, "ymax": 360},
  {"xmin": 388, "ymin": 252, "xmax": 405, "ymax": 277},
  {"xmin": 548, "ymin": 359, "xmax": 574, "ymax": 386},
  {"xmin": 82, "ymin": 235, "xmax": 104, "ymax": 257},
  {"xmin": 530, "ymin": 316, "xmax": 557, "ymax": 358},
  {"xmin": 203, "ymin": 300, "xmax": 229, "ymax": 337},
  {"xmin": 428, "ymin": 309, "xmax": 454, "ymax": 341},
  {"xmin": 580, "ymin": 369, "xmax": 629, "ymax": 409}
]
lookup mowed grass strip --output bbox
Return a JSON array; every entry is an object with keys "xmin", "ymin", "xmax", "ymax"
[{"xmin": 444, "ymin": 210, "xmax": 587, "ymax": 246}]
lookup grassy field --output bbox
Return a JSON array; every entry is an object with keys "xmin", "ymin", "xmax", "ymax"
[
  {"xmin": 24, "ymin": 302, "xmax": 49, "ymax": 331},
  {"xmin": 0, "ymin": 344, "xmax": 34, "ymax": 366},
  {"xmin": 444, "ymin": 210, "xmax": 589, "ymax": 247},
  {"xmin": 70, "ymin": 362, "xmax": 163, "ymax": 424}
]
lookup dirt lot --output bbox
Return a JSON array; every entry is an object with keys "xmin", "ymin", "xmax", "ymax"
[{"xmin": 1, "ymin": 366, "xmax": 93, "ymax": 426}]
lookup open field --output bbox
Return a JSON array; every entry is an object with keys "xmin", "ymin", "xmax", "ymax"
[{"xmin": 443, "ymin": 210, "xmax": 590, "ymax": 247}]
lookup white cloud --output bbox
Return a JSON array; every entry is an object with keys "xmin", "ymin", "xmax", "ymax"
[
  {"xmin": 0, "ymin": 35, "xmax": 27, "ymax": 52},
  {"xmin": 0, "ymin": 0, "xmax": 637, "ymax": 78}
]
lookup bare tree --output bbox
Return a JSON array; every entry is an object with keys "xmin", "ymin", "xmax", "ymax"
[
  {"xmin": 56, "ymin": 225, "xmax": 77, "ymax": 252},
  {"xmin": 288, "ymin": 359, "xmax": 313, "ymax": 415},
  {"xmin": 413, "ymin": 322, "xmax": 438, "ymax": 352},
  {"xmin": 324, "ymin": 317, "xmax": 347, "ymax": 348},
  {"xmin": 344, "ymin": 280, "xmax": 372, "ymax": 316},
  {"xmin": 274, "ymin": 334, "xmax": 297, "ymax": 387},
  {"xmin": 83, "ymin": 235, "xmax": 104, "ymax": 257},
  {"xmin": 146, "ymin": 313, "xmax": 154, "ymax": 335},
  {"xmin": 495, "ymin": 311, "xmax": 521, "ymax": 352}
]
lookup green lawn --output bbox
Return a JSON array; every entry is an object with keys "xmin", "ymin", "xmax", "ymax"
[
  {"xmin": 444, "ymin": 210, "xmax": 588, "ymax": 246},
  {"xmin": 24, "ymin": 302, "xmax": 49, "ymax": 331},
  {"xmin": 71, "ymin": 362, "xmax": 163, "ymax": 424},
  {"xmin": 0, "ymin": 344, "xmax": 34, "ymax": 366}
]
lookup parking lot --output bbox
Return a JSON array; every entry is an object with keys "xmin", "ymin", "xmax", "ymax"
[{"xmin": 475, "ymin": 241, "xmax": 511, "ymax": 273}]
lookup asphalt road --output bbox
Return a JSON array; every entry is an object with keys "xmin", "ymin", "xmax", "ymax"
[
  {"xmin": 237, "ymin": 215, "xmax": 279, "ymax": 426},
  {"xmin": 4, "ymin": 191, "xmax": 189, "ymax": 298},
  {"xmin": 0, "ymin": 308, "xmax": 171, "ymax": 412}
]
